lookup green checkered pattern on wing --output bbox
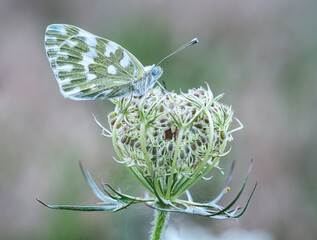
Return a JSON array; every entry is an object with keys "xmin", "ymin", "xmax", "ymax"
[{"xmin": 45, "ymin": 24, "xmax": 144, "ymax": 99}]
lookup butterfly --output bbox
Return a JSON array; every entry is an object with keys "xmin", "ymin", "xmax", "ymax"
[{"xmin": 45, "ymin": 24, "xmax": 198, "ymax": 100}]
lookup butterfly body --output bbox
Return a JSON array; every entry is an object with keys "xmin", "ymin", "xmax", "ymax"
[
  {"xmin": 133, "ymin": 65, "xmax": 163, "ymax": 96},
  {"xmin": 45, "ymin": 24, "xmax": 163, "ymax": 100}
]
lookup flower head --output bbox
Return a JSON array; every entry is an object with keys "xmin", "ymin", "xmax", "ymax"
[{"xmin": 107, "ymin": 85, "xmax": 242, "ymax": 200}]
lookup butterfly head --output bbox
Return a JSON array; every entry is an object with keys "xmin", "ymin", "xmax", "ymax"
[
  {"xmin": 132, "ymin": 65, "xmax": 163, "ymax": 96},
  {"xmin": 150, "ymin": 66, "xmax": 163, "ymax": 79},
  {"xmin": 146, "ymin": 65, "xmax": 163, "ymax": 87}
]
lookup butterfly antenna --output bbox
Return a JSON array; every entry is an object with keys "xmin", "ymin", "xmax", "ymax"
[{"xmin": 156, "ymin": 38, "xmax": 199, "ymax": 66}]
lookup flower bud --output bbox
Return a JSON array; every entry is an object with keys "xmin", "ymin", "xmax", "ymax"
[{"xmin": 105, "ymin": 86, "xmax": 241, "ymax": 198}]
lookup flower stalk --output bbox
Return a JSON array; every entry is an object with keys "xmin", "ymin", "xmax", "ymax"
[{"xmin": 151, "ymin": 210, "xmax": 169, "ymax": 240}]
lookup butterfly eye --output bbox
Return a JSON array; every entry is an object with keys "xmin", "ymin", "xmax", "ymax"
[{"xmin": 152, "ymin": 67, "xmax": 158, "ymax": 76}]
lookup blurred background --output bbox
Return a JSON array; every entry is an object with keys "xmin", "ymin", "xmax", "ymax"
[{"xmin": 1, "ymin": 0, "xmax": 316, "ymax": 239}]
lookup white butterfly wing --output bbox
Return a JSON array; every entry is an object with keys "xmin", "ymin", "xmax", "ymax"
[{"xmin": 45, "ymin": 24, "xmax": 145, "ymax": 100}]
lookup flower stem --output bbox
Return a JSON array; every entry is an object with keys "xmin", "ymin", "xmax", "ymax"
[{"xmin": 150, "ymin": 210, "xmax": 169, "ymax": 240}]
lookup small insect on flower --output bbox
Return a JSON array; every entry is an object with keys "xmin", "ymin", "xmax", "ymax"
[{"xmin": 44, "ymin": 24, "xmax": 198, "ymax": 100}]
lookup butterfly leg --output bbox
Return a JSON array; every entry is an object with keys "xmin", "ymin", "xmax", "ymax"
[
  {"xmin": 162, "ymin": 80, "xmax": 168, "ymax": 91},
  {"xmin": 156, "ymin": 81, "xmax": 169, "ymax": 94}
]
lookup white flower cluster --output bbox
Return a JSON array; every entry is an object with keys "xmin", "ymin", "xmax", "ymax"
[{"xmin": 106, "ymin": 86, "xmax": 241, "ymax": 200}]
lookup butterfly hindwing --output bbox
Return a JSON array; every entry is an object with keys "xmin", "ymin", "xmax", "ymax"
[{"xmin": 45, "ymin": 24, "xmax": 144, "ymax": 100}]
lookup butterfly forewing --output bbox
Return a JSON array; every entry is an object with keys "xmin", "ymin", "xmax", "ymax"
[{"xmin": 45, "ymin": 24, "xmax": 144, "ymax": 100}]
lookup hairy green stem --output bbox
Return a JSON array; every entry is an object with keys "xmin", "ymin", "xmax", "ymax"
[{"xmin": 150, "ymin": 210, "xmax": 169, "ymax": 240}]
